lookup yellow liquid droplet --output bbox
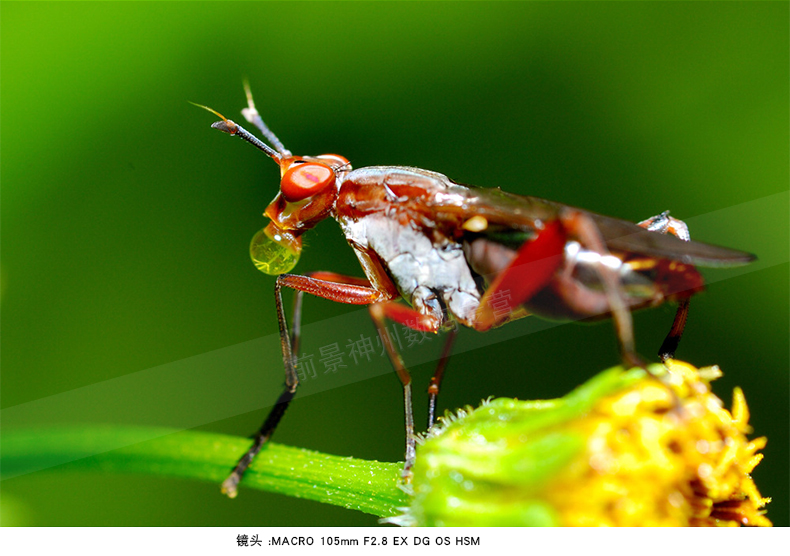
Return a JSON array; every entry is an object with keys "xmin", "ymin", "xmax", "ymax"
[{"xmin": 250, "ymin": 227, "xmax": 300, "ymax": 275}]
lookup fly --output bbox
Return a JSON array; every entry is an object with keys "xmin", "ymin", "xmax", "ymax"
[{"xmin": 196, "ymin": 87, "xmax": 756, "ymax": 498}]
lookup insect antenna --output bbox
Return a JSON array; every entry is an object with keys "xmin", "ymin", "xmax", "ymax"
[
  {"xmin": 242, "ymin": 80, "xmax": 292, "ymax": 158},
  {"xmin": 190, "ymin": 101, "xmax": 282, "ymax": 163}
]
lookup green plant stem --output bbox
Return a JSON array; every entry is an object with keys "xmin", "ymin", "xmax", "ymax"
[{"xmin": 1, "ymin": 425, "xmax": 409, "ymax": 518}]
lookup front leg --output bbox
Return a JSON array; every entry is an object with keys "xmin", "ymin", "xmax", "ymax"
[{"xmin": 221, "ymin": 272, "xmax": 393, "ymax": 498}]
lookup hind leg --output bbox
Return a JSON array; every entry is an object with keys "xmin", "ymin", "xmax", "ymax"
[{"xmin": 638, "ymin": 211, "xmax": 692, "ymax": 361}]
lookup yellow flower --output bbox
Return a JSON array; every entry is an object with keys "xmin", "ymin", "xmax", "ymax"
[{"xmin": 400, "ymin": 361, "xmax": 770, "ymax": 527}]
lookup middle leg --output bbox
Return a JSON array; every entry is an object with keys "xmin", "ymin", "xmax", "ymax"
[{"xmin": 368, "ymin": 301, "xmax": 443, "ymax": 479}]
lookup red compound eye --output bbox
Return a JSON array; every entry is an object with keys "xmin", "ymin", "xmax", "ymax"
[{"xmin": 280, "ymin": 163, "xmax": 335, "ymax": 202}]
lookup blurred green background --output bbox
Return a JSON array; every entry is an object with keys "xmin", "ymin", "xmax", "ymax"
[{"xmin": 1, "ymin": 1, "xmax": 787, "ymax": 527}]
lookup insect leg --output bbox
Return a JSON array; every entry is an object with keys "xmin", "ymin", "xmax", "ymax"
[
  {"xmin": 656, "ymin": 298, "xmax": 690, "ymax": 361},
  {"xmin": 427, "ymin": 327, "xmax": 458, "ymax": 429},
  {"xmin": 561, "ymin": 211, "xmax": 644, "ymax": 369},
  {"xmin": 638, "ymin": 211, "xmax": 692, "ymax": 360},
  {"xmin": 368, "ymin": 301, "xmax": 443, "ymax": 479},
  {"xmin": 221, "ymin": 278, "xmax": 300, "ymax": 498},
  {"xmin": 289, "ymin": 290, "xmax": 304, "ymax": 358},
  {"xmin": 221, "ymin": 273, "xmax": 390, "ymax": 498},
  {"xmin": 275, "ymin": 271, "xmax": 439, "ymax": 478}
]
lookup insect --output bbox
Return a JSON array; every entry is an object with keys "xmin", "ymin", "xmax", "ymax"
[{"xmin": 197, "ymin": 87, "xmax": 755, "ymax": 498}]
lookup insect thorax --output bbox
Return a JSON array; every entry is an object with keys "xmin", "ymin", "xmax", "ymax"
[{"xmin": 338, "ymin": 211, "xmax": 481, "ymax": 327}]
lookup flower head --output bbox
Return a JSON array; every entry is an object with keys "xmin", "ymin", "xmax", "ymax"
[{"xmin": 396, "ymin": 361, "xmax": 770, "ymax": 527}]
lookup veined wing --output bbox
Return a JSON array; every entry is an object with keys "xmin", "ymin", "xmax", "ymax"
[{"xmin": 439, "ymin": 179, "xmax": 756, "ymax": 268}]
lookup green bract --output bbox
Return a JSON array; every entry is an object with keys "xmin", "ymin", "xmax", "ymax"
[{"xmin": 398, "ymin": 367, "xmax": 648, "ymax": 526}]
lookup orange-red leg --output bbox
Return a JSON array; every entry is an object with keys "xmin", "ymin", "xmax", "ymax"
[
  {"xmin": 427, "ymin": 326, "xmax": 458, "ymax": 429},
  {"xmin": 222, "ymin": 268, "xmax": 450, "ymax": 494},
  {"xmin": 276, "ymin": 273, "xmax": 389, "ymax": 305},
  {"xmin": 308, "ymin": 269, "xmax": 459, "ymax": 446},
  {"xmin": 222, "ymin": 272, "xmax": 394, "ymax": 498},
  {"xmin": 369, "ymin": 301, "xmax": 442, "ymax": 477}
]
